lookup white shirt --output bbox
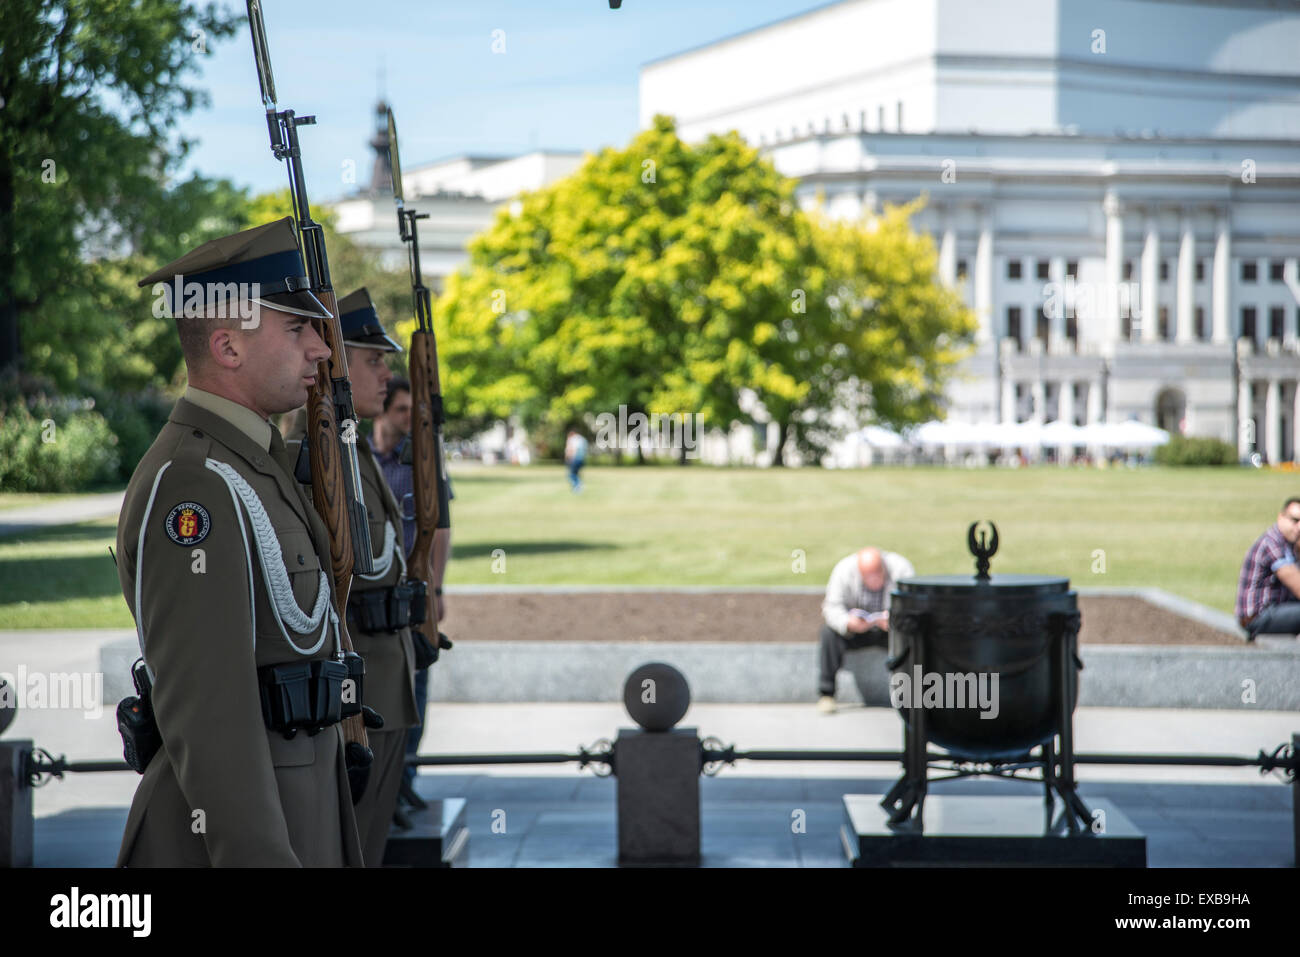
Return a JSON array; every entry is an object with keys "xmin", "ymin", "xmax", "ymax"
[{"xmin": 821, "ymin": 551, "xmax": 915, "ymax": 636}]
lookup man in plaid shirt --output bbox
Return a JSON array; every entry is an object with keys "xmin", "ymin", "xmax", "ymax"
[{"xmin": 1236, "ymin": 497, "xmax": 1300, "ymax": 640}]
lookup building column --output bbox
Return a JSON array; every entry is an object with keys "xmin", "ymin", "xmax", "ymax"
[
  {"xmin": 1292, "ymin": 381, "xmax": 1300, "ymax": 463},
  {"xmin": 1266, "ymin": 378, "xmax": 1281, "ymax": 464},
  {"xmin": 1176, "ymin": 209, "xmax": 1195, "ymax": 343},
  {"xmin": 974, "ymin": 206, "xmax": 994, "ymax": 347},
  {"xmin": 1289, "ymin": 260, "xmax": 1300, "ymax": 345},
  {"xmin": 1001, "ymin": 375, "xmax": 1016, "ymax": 425},
  {"xmin": 1087, "ymin": 377, "xmax": 1103, "ymax": 425},
  {"xmin": 1059, "ymin": 379, "xmax": 1075, "ymax": 426},
  {"xmin": 1047, "ymin": 256, "xmax": 1066, "ymax": 352},
  {"xmin": 1140, "ymin": 212, "xmax": 1160, "ymax": 342},
  {"xmin": 1104, "ymin": 192, "xmax": 1124, "ymax": 348},
  {"xmin": 1031, "ymin": 377, "xmax": 1046, "ymax": 425},
  {"xmin": 938, "ymin": 207, "xmax": 956, "ymax": 286},
  {"xmin": 1212, "ymin": 208, "xmax": 1231, "ymax": 344},
  {"xmin": 1238, "ymin": 377, "xmax": 1253, "ymax": 458}
]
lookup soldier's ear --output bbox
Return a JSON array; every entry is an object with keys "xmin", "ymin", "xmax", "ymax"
[{"xmin": 209, "ymin": 326, "xmax": 243, "ymax": 370}]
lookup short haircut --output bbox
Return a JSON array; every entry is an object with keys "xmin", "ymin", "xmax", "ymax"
[
  {"xmin": 1282, "ymin": 497, "xmax": 1300, "ymax": 514},
  {"xmin": 384, "ymin": 376, "xmax": 411, "ymax": 413},
  {"xmin": 175, "ymin": 304, "xmax": 247, "ymax": 370}
]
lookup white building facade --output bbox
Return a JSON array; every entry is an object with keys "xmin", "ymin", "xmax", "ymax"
[
  {"xmin": 640, "ymin": 0, "xmax": 1300, "ymax": 462},
  {"xmin": 332, "ymin": 104, "xmax": 584, "ymax": 285}
]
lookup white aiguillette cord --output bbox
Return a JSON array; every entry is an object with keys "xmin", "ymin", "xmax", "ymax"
[{"xmin": 206, "ymin": 458, "xmax": 336, "ymax": 656}]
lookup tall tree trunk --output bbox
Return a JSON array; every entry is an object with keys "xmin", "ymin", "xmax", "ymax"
[
  {"xmin": 0, "ymin": 145, "xmax": 19, "ymax": 376},
  {"xmin": 772, "ymin": 419, "xmax": 789, "ymax": 467}
]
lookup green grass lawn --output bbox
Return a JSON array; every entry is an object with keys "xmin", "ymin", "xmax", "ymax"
[
  {"xmin": 0, "ymin": 464, "xmax": 1292, "ymax": 628},
  {"xmin": 0, "ymin": 492, "xmax": 66, "ymax": 511}
]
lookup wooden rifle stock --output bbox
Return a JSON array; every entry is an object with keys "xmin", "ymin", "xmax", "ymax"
[
  {"xmin": 306, "ymin": 287, "xmax": 369, "ymax": 750},
  {"xmin": 406, "ymin": 329, "xmax": 442, "ymax": 646},
  {"xmin": 386, "ymin": 106, "xmax": 447, "ymax": 650}
]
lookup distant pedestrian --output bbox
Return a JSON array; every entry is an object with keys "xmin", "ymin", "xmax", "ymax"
[{"xmin": 564, "ymin": 429, "xmax": 588, "ymax": 492}]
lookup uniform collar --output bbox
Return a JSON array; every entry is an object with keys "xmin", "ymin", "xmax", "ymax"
[
  {"xmin": 169, "ymin": 395, "xmax": 312, "ymax": 529},
  {"xmin": 183, "ymin": 386, "xmax": 274, "ymax": 451}
]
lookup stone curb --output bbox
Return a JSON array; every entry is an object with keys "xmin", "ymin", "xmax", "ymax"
[
  {"xmin": 80, "ymin": 584, "xmax": 1294, "ymax": 707},
  {"xmin": 410, "ymin": 640, "xmax": 1299, "ymax": 709}
]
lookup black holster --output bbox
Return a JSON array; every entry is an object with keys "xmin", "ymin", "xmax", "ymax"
[{"xmin": 117, "ymin": 658, "xmax": 161, "ymax": 774}]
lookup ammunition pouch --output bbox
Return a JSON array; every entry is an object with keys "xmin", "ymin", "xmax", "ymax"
[
  {"xmin": 347, "ymin": 580, "xmax": 427, "ymax": 634},
  {"xmin": 258, "ymin": 657, "xmax": 357, "ymax": 739}
]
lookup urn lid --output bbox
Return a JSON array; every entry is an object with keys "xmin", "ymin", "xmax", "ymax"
[
  {"xmin": 895, "ymin": 573, "xmax": 1070, "ymax": 597},
  {"xmin": 893, "ymin": 520, "xmax": 1071, "ymax": 596}
]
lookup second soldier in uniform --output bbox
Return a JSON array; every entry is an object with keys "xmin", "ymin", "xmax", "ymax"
[{"xmin": 287, "ymin": 287, "xmax": 420, "ymax": 865}]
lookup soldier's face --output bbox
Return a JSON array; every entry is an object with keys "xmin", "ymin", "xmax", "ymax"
[
  {"xmin": 346, "ymin": 345, "xmax": 393, "ymax": 420},
  {"xmin": 243, "ymin": 310, "xmax": 331, "ymax": 414}
]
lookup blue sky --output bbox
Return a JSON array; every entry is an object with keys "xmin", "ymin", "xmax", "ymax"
[{"xmin": 178, "ymin": 0, "xmax": 825, "ymax": 199}]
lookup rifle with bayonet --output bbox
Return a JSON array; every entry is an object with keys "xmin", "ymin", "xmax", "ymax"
[
  {"xmin": 385, "ymin": 106, "xmax": 451, "ymax": 659},
  {"xmin": 246, "ymin": 0, "xmax": 376, "ymax": 798}
]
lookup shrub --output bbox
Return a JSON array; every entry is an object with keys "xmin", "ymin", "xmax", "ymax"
[
  {"xmin": 0, "ymin": 397, "xmax": 120, "ymax": 492},
  {"xmin": 90, "ymin": 388, "xmax": 173, "ymax": 482},
  {"xmin": 1153, "ymin": 435, "xmax": 1238, "ymax": 467}
]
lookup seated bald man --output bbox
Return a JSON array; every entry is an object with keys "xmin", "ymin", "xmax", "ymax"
[{"xmin": 817, "ymin": 547, "xmax": 915, "ymax": 714}]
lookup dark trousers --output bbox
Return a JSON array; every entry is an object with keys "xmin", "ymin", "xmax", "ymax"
[
  {"xmin": 353, "ymin": 728, "xmax": 407, "ymax": 867},
  {"xmin": 1246, "ymin": 602, "xmax": 1300, "ymax": 639},
  {"xmin": 402, "ymin": 666, "xmax": 429, "ymax": 790},
  {"xmin": 818, "ymin": 622, "xmax": 887, "ymax": 696}
]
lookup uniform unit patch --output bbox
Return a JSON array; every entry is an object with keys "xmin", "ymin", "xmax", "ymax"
[{"xmin": 164, "ymin": 501, "xmax": 211, "ymax": 546}]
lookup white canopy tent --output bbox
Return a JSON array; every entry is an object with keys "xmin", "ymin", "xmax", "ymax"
[{"xmin": 905, "ymin": 418, "xmax": 1170, "ymax": 457}]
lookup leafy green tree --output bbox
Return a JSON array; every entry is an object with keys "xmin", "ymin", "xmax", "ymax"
[
  {"xmin": 437, "ymin": 116, "xmax": 813, "ymax": 460},
  {"xmin": 0, "ymin": 0, "xmax": 242, "ymax": 378},
  {"xmin": 435, "ymin": 115, "xmax": 974, "ymax": 465},
  {"xmin": 783, "ymin": 200, "xmax": 977, "ymax": 461},
  {"xmin": 23, "ymin": 177, "xmax": 253, "ymax": 397}
]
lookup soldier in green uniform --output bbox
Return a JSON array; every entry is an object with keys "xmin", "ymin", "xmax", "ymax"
[
  {"xmin": 115, "ymin": 218, "xmax": 364, "ymax": 867},
  {"xmin": 287, "ymin": 287, "xmax": 420, "ymax": 866}
]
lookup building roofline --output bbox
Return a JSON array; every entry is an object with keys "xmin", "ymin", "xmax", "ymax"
[
  {"xmin": 641, "ymin": 0, "xmax": 1300, "ymax": 71},
  {"xmin": 406, "ymin": 149, "xmax": 586, "ymax": 174},
  {"xmin": 641, "ymin": 0, "xmax": 858, "ymax": 69},
  {"xmin": 753, "ymin": 129, "xmax": 1300, "ymax": 148}
]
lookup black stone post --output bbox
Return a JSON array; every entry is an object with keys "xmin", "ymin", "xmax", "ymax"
[
  {"xmin": 1293, "ymin": 732, "xmax": 1299, "ymax": 868},
  {"xmin": 0, "ymin": 740, "xmax": 33, "ymax": 868},
  {"xmin": 616, "ymin": 727, "xmax": 700, "ymax": 866},
  {"xmin": 616, "ymin": 663, "xmax": 700, "ymax": 867}
]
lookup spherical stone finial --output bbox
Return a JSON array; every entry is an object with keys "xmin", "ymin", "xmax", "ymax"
[{"xmin": 623, "ymin": 662, "xmax": 690, "ymax": 732}]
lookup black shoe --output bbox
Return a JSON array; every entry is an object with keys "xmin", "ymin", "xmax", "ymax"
[
  {"xmin": 399, "ymin": 777, "xmax": 428, "ymax": 810},
  {"xmin": 392, "ymin": 806, "xmax": 414, "ymax": 831}
]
